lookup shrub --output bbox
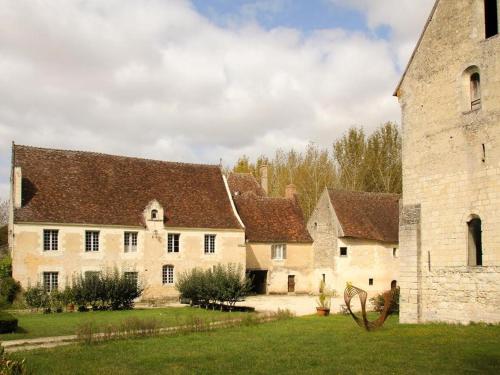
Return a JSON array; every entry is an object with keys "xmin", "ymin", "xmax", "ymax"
[
  {"xmin": 0, "ymin": 277, "xmax": 20, "ymax": 304},
  {"xmin": 0, "ymin": 256, "xmax": 12, "ymax": 279},
  {"xmin": 24, "ymin": 286, "xmax": 49, "ymax": 311},
  {"xmin": 71, "ymin": 270, "xmax": 143, "ymax": 310},
  {"xmin": 176, "ymin": 264, "xmax": 251, "ymax": 310},
  {"xmin": 370, "ymin": 287, "xmax": 400, "ymax": 314},
  {"xmin": 0, "ymin": 311, "xmax": 18, "ymax": 333}
]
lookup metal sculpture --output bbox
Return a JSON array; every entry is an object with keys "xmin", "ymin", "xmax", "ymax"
[{"xmin": 344, "ymin": 284, "xmax": 394, "ymax": 331}]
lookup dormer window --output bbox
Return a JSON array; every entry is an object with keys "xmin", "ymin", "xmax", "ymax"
[{"xmin": 151, "ymin": 209, "xmax": 158, "ymax": 220}]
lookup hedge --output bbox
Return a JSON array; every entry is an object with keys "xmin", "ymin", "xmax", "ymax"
[{"xmin": 0, "ymin": 311, "xmax": 18, "ymax": 334}]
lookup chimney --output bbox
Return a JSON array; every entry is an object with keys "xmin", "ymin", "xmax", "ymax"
[
  {"xmin": 13, "ymin": 167, "xmax": 22, "ymax": 208},
  {"xmin": 259, "ymin": 165, "xmax": 268, "ymax": 196},
  {"xmin": 285, "ymin": 184, "xmax": 297, "ymax": 199}
]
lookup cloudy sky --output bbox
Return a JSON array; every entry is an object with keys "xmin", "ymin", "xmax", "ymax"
[{"xmin": 0, "ymin": 0, "xmax": 435, "ymax": 200}]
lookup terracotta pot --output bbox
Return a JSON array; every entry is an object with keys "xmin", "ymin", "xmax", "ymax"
[
  {"xmin": 316, "ymin": 307, "xmax": 330, "ymax": 317},
  {"xmin": 67, "ymin": 303, "xmax": 75, "ymax": 312}
]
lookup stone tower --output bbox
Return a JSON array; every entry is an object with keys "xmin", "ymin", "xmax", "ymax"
[{"xmin": 396, "ymin": 0, "xmax": 500, "ymax": 324}]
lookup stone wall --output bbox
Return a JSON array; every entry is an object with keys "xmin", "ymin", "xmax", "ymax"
[
  {"xmin": 11, "ymin": 223, "xmax": 246, "ymax": 300},
  {"xmin": 398, "ymin": 0, "xmax": 500, "ymax": 323},
  {"xmin": 246, "ymin": 242, "xmax": 313, "ymax": 294}
]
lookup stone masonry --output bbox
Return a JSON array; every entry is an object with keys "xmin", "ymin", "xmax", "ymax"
[{"xmin": 397, "ymin": 0, "xmax": 500, "ymax": 324}]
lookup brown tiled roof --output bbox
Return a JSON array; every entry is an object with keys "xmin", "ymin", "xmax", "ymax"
[
  {"xmin": 233, "ymin": 192, "xmax": 312, "ymax": 243},
  {"xmin": 13, "ymin": 145, "xmax": 243, "ymax": 229},
  {"xmin": 227, "ymin": 173, "xmax": 266, "ymax": 196},
  {"xmin": 328, "ymin": 189, "xmax": 400, "ymax": 243}
]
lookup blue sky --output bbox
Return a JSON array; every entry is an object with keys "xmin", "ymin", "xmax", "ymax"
[{"xmin": 0, "ymin": 0, "xmax": 435, "ymax": 201}]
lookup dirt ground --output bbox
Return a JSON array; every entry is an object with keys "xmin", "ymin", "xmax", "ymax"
[{"xmin": 236, "ymin": 295, "xmax": 361, "ymax": 316}]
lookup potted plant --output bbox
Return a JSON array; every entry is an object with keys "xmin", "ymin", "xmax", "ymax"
[{"xmin": 316, "ymin": 280, "xmax": 331, "ymax": 316}]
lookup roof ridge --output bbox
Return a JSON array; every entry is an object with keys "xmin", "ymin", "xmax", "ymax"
[{"xmin": 14, "ymin": 144, "xmax": 220, "ymax": 169}]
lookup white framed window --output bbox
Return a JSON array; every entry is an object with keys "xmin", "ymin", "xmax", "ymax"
[
  {"xmin": 167, "ymin": 233, "xmax": 180, "ymax": 253},
  {"xmin": 43, "ymin": 272, "xmax": 58, "ymax": 292},
  {"xmin": 43, "ymin": 229, "xmax": 58, "ymax": 251},
  {"xmin": 85, "ymin": 231, "xmax": 99, "ymax": 252},
  {"xmin": 271, "ymin": 244, "xmax": 286, "ymax": 260},
  {"xmin": 162, "ymin": 265, "xmax": 174, "ymax": 284},
  {"xmin": 204, "ymin": 234, "xmax": 216, "ymax": 254},
  {"xmin": 124, "ymin": 232, "xmax": 138, "ymax": 253},
  {"xmin": 124, "ymin": 271, "xmax": 138, "ymax": 287}
]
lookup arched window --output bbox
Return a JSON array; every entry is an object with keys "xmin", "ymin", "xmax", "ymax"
[
  {"xmin": 162, "ymin": 265, "xmax": 174, "ymax": 284},
  {"xmin": 470, "ymin": 72, "xmax": 481, "ymax": 110},
  {"xmin": 151, "ymin": 209, "xmax": 158, "ymax": 220},
  {"xmin": 467, "ymin": 217, "xmax": 483, "ymax": 266},
  {"xmin": 391, "ymin": 280, "xmax": 397, "ymax": 289}
]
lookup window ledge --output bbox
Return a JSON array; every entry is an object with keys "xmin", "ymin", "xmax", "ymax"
[{"xmin": 462, "ymin": 108, "xmax": 481, "ymax": 115}]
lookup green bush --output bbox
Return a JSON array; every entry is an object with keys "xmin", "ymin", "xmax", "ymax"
[
  {"xmin": 176, "ymin": 264, "xmax": 251, "ymax": 310},
  {"xmin": 71, "ymin": 270, "xmax": 143, "ymax": 310},
  {"xmin": 0, "ymin": 277, "xmax": 21, "ymax": 305},
  {"xmin": 24, "ymin": 286, "xmax": 49, "ymax": 310},
  {"xmin": 370, "ymin": 287, "xmax": 400, "ymax": 314},
  {"xmin": 0, "ymin": 256, "xmax": 12, "ymax": 279},
  {"xmin": 0, "ymin": 311, "xmax": 18, "ymax": 333}
]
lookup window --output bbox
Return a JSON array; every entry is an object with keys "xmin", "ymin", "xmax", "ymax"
[
  {"xmin": 43, "ymin": 272, "xmax": 58, "ymax": 292},
  {"xmin": 271, "ymin": 244, "xmax": 286, "ymax": 260},
  {"xmin": 485, "ymin": 0, "xmax": 499, "ymax": 38},
  {"xmin": 467, "ymin": 217, "xmax": 483, "ymax": 266},
  {"xmin": 124, "ymin": 272, "xmax": 138, "ymax": 286},
  {"xmin": 85, "ymin": 231, "xmax": 99, "ymax": 252},
  {"xmin": 124, "ymin": 232, "xmax": 138, "ymax": 253},
  {"xmin": 393, "ymin": 248, "xmax": 397, "ymax": 258},
  {"xmin": 470, "ymin": 72, "xmax": 481, "ymax": 110},
  {"xmin": 151, "ymin": 209, "xmax": 158, "ymax": 220},
  {"xmin": 162, "ymin": 265, "xmax": 174, "ymax": 284},
  {"xmin": 391, "ymin": 280, "xmax": 397, "ymax": 289},
  {"xmin": 167, "ymin": 233, "xmax": 180, "ymax": 253},
  {"xmin": 204, "ymin": 234, "xmax": 216, "ymax": 254},
  {"xmin": 339, "ymin": 247, "xmax": 348, "ymax": 257},
  {"xmin": 43, "ymin": 230, "xmax": 58, "ymax": 251},
  {"xmin": 369, "ymin": 278, "xmax": 374, "ymax": 286}
]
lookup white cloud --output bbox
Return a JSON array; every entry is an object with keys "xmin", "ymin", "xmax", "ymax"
[
  {"xmin": 0, "ymin": 0, "xmax": 432, "ymax": 200},
  {"xmin": 332, "ymin": 0, "xmax": 436, "ymax": 67}
]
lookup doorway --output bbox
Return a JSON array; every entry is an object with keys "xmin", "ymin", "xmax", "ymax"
[
  {"xmin": 248, "ymin": 270, "xmax": 267, "ymax": 294},
  {"xmin": 288, "ymin": 275, "xmax": 295, "ymax": 293}
]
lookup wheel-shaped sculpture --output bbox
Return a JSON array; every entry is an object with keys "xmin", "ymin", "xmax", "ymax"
[{"xmin": 344, "ymin": 284, "xmax": 394, "ymax": 331}]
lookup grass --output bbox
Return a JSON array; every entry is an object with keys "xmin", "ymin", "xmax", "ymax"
[
  {"xmin": 0, "ymin": 307, "xmax": 246, "ymax": 340},
  {"xmin": 11, "ymin": 314, "xmax": 500, "ymax": 374}
]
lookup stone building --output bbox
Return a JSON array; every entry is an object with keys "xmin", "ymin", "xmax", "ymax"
[
  {"xmin": 227, "ymin": 170, "xmax": 314, "ymax": 294},
  {"xmin": 307, "ymin": 189, "xmax": 400, "ymax": 297},
  {"xmin": 396, "ymin": 0, "xmax": 500, "ymax": 323},
  {"xmin": 9, "ymin": 144, "xmax": 246, "ymax": 301}
]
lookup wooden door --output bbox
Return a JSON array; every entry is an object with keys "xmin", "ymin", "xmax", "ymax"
[{"xmin": 288, "ymin": 275, "xmax": 295, "ymax": 293}]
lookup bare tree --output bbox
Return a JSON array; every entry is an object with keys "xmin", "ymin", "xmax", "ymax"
[{"xmin": 0, "ymin": 199, "xmax": 8, "ymax": 226}]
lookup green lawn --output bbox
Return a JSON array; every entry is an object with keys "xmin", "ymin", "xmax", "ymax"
[
  {"xmin": 1, "ymin": 307, "xmax": 245, "ymax": 341},
  {"xmin": 12, "ymin": 314, "xmax": 500, "ymax": 374}
]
